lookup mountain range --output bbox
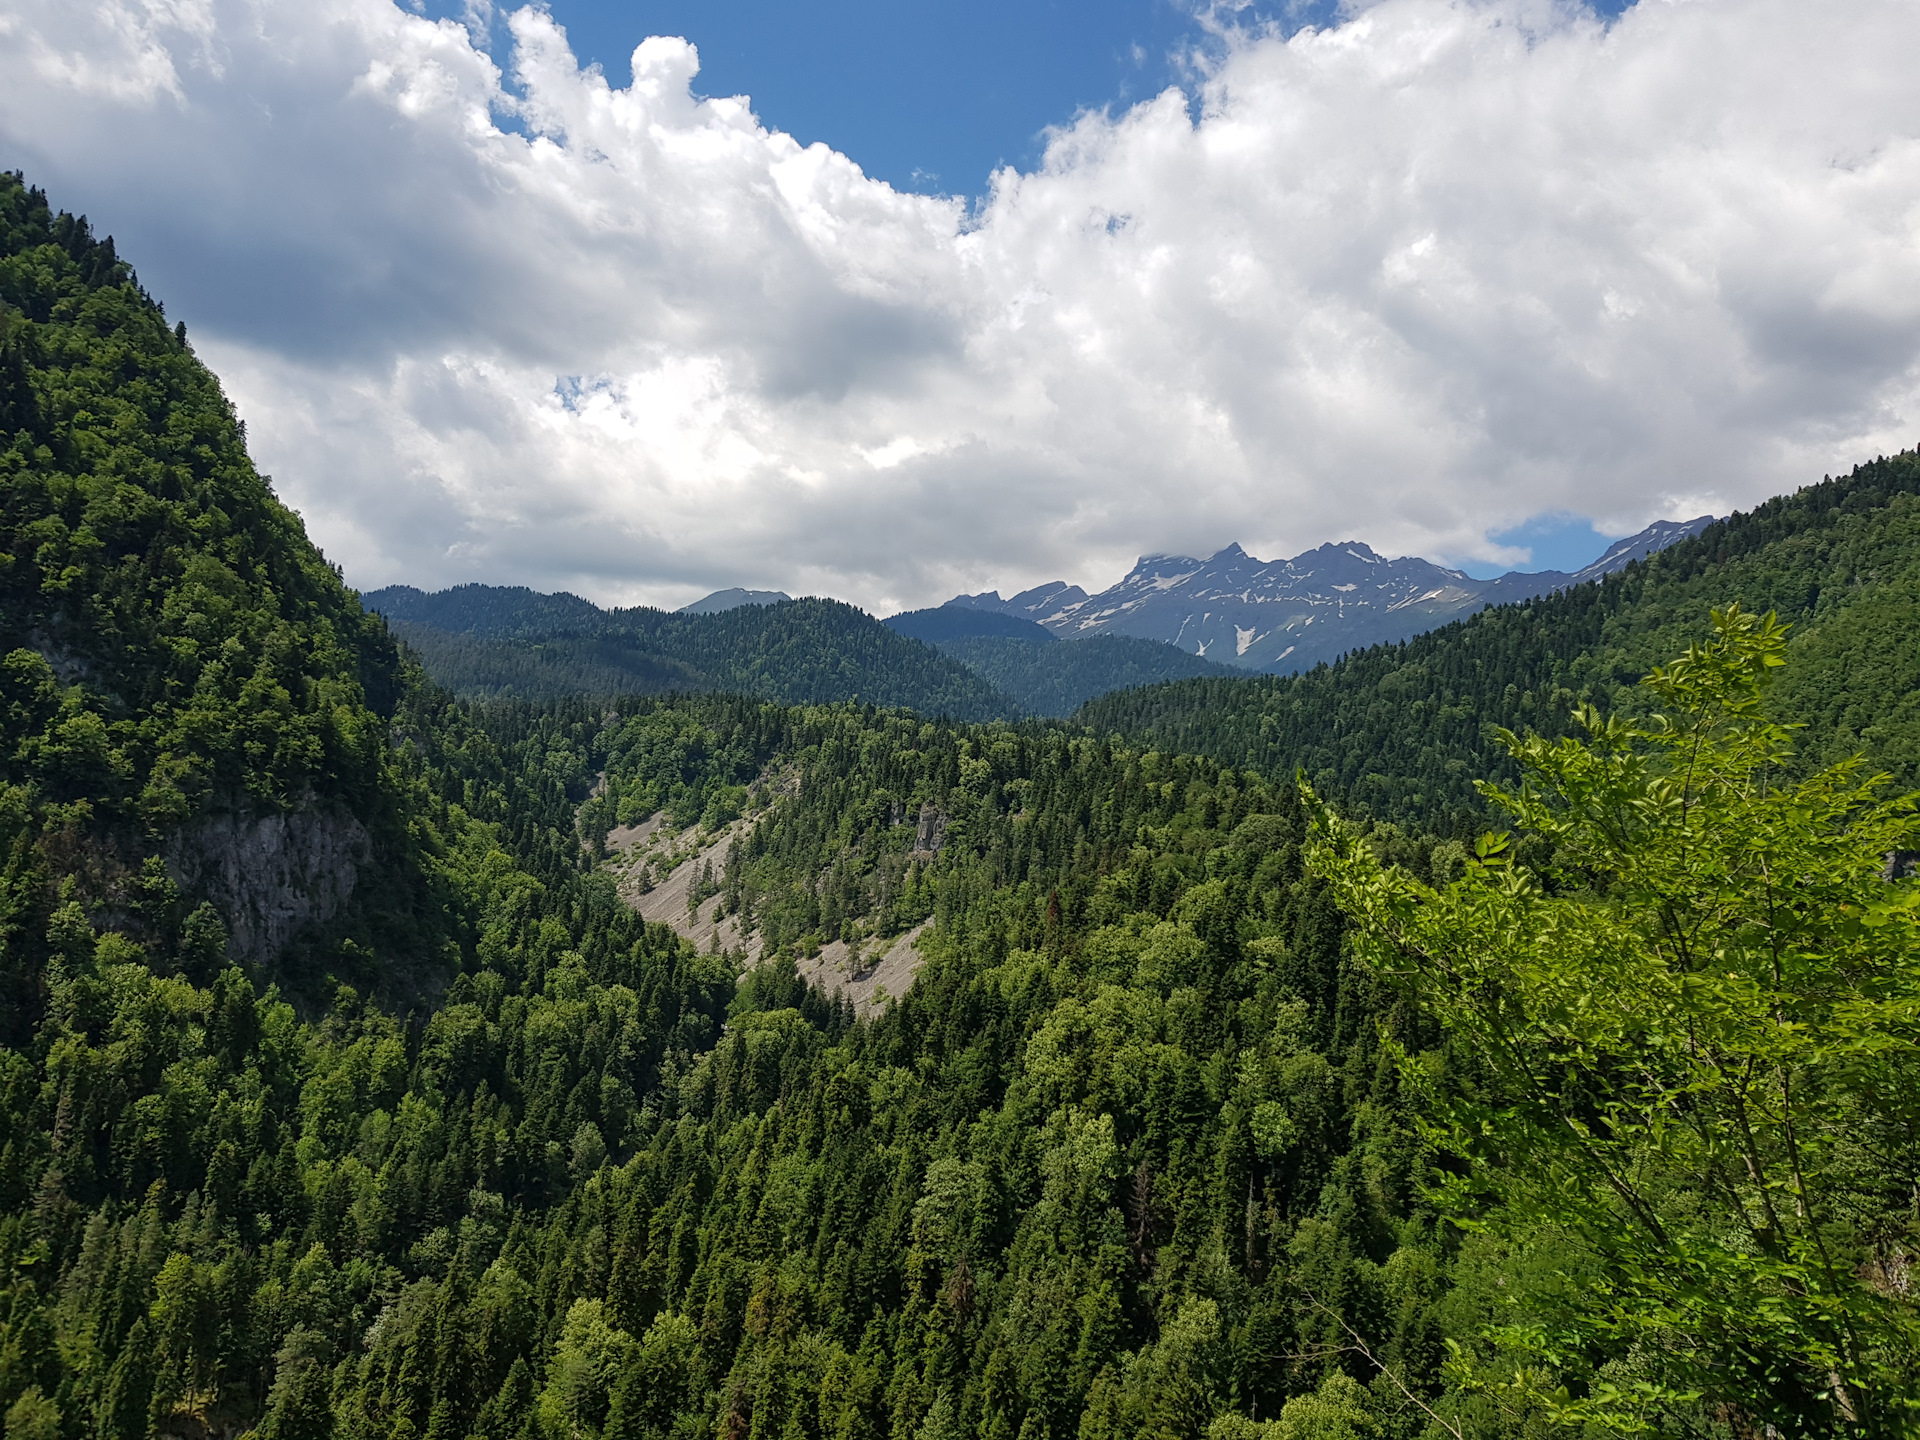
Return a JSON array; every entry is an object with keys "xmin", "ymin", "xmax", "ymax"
[
  {"xmin": 361, "ymin": 582, "xmax": 1238, "ymax": 719},
  {"xmin": 362, "ymin": 584, "xmax": 1013, "ymax": 719},
  {"xmin": 365, "ymin": 516, "xmax": 1715, "ymax": 717},
  {"xmin": 949, "ymin": 516, "xmax": 1715, "ymax": 672}
]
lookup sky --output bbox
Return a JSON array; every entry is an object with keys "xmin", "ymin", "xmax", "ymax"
[
  {"xmin": 1, "ymin": 0, "xmax": 1916, "ymax": 612},
  {"xmin": 426, "ymin": 0, "xmax": 1633, "ymax": 201},
  {"xmin": 422, "ymin": 0, "xmax": 1220, "ymax": 195}
]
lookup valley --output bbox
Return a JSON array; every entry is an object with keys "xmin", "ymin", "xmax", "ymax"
[{"xmin": 0, "ymin": 169, "xmax": 1914, "ymax": 1440}]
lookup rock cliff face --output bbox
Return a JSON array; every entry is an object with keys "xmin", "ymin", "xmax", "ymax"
[
  {"xmin": 166, "ymin": 807, "xmax": 370, "ymax": 965},
  {"xmin": 911, "ymin": 802, "xmax": 948, "ymax": 857}
]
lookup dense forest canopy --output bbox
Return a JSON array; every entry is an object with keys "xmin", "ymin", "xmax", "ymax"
[
  {"xmin": 1, "ymin": 167, "xmax": 1914, "ymax": 1440},
  {"xmin": 0, "ymin": 169, "xmax": 465, "ymax": 1026}
]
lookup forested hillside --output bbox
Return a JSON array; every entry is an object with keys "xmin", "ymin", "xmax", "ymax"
[
  {"xmin": 373, "ymin": 588, "xmax": 1232, "ymax": 721},
  {"xmin": 1080, "ymin": 450, "xmax": 1920, "ymax": 832},
  {"xmin": 0, "ymin": 170, "xmax": 484, "ymax": 1019},
  {"xmin": 0, "ymin": 168, "xmax": 738, "ymax": 1434},
  {"xmin": 386, "ymin": 619, "xmax": 709, "ymax": 702},
  {"xmin": 367, "ymin": 585, "xmax": 1016, "ymax": 721},
  {"xmin": 880, "ymin": 607, "xmax": 1240, "ymax": 717},
  {"xmin": 2, "ymin": 168, "xmax": 1911, "ymax": 1440},
  {"xmin": 935, "ymin": 633, "xmax": 1239, "ymax": 718}
]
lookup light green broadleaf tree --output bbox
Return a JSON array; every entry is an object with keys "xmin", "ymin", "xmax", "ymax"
[{"xmin": 1303, "ymin": 607, "xmax": 1920, "ymax": 1436}]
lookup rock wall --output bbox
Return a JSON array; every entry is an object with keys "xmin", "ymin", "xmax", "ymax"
[{"xmin": 166, "ymin": 807, "xmax": 369, "ymax": 965}]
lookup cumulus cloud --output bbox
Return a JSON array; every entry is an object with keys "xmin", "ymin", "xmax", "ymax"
[{"xmin": 2, "ymin": 0, "xmax": 1917, "ymax": 610}]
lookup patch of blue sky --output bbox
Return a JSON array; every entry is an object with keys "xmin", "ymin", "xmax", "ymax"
[
  {"xmin": 413, "ymin": 0, "xmax": 1636, "ymax": 198},
  {"xmin": 1456, "ymin": 512, "xmax": 1621, "ymax": 580}
]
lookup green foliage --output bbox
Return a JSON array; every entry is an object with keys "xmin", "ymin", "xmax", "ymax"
[
  {"xmin": 0, "ymin": 168, "xmax": 462, "ymax": 1032},
  {"xmin": 0, "ymin": 170, "xmax": 735, "ymax": 1025},
  {"xmin": 1306, "ymin": 608, "xmax": 1920, "ymax": 1434},
  {"xmin": 592, "ymin": 702, "xmax": 769, "ymax": 832},
  {"xmin": 0, "ymin": 173, "xmax": 398, "ymax": 824},
  {"xmin": 551, "ymin": 744, "xmax": 1439, "ymax": 1440},
  {"xmin": 0, "ymin": 175, "xmax": 744, "ymax": 1435},
  {"xmin": 1769, "ymin": 568, "xmax": 1920, "ymax": 779}
]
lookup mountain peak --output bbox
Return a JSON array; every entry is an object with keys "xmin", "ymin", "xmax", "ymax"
[
  {"xmin": 1570, "ymin": 515, "xmax": 1716, "ymax": 581},
  {"xmin": 948, "ymin": 590, "xmax": 1006, "ymax": 610},
  {"xmin": 678, "ymin": 587, "xmax": 792, "ymax": 615},
  {"xmin": 1294, "ymin": 540, "xmax": 1380, "ymax": 560}
]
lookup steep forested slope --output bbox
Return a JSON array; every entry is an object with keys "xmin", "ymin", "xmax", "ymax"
[
  {"xmin": 368, "ymin": 585, "xmax": 1017, "ymax": 721},
  {"xmin": 1079, "ymin": 450, "xmax": 1920, "ymax": 832},
  {"xmin": 0, "ymin": 170, "xmax": 465, "ymax": 1019}
]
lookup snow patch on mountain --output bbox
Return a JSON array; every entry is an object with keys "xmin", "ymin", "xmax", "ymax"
[{"xmin": 952, "ymin": 517, "xmax": 1715, "ymax": 674}]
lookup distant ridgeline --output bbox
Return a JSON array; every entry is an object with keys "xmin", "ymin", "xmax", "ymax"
[
  {"xmin": 368, "ymin": 583, "xmax": 1240, "ymax": 719},
  {"xmin": 1, "ymin": 169, "xmax": 1914, "ymax": 1440},
  {"xmin": 365, "ymin": 583, "xmax": 1016, "ymax": 720},
  {"xmin": 883, "ymin": 604, "xmax": 1241, "ymax": 715},
  {"xmin": 675, "ymin": 586, "xmax": 791, "ymax": 615},
  {"xmin": 1080, "ymin": 449, "xmax": 1920, "ymax": 834}
]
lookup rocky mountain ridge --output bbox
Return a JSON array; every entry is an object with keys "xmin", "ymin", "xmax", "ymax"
[
  {"xmin": 677, "ymin": 586, "xmax": 792, "ymax": 614},
  {"xmin": 950, "ymin": 516, "xmax": 1715, "ymax": 672}
]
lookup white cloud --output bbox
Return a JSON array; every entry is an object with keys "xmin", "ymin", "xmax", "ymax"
[{"xmin": 2, "ymin": 0, "xmax": 1918, "ymax": 612}]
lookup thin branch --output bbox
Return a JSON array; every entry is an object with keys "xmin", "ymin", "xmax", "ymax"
[{"xmin": 1302, "ymin": 1294, "xmax": 1463, "ymax": 1440}]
